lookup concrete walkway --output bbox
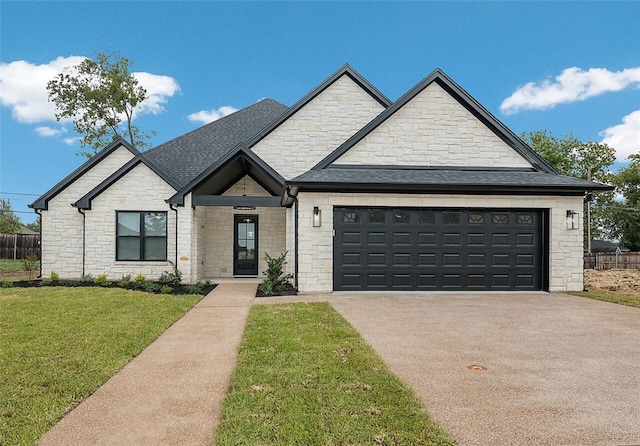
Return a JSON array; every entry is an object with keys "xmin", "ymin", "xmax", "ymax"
[{"xmin": 39, "ymin": 283, "xmax": 256, "ymax": 446}]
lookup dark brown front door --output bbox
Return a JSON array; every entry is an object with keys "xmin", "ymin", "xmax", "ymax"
[{"xmin": 234, "ymin": 214, "xmax": 258, "ymax": 276}]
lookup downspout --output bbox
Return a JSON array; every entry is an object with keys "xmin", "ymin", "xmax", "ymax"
[
  {"xmin": 35, "ymin": 209, "xmax": 42, "ymax": 279},
  {"xmin": 294, "ymin": 196, "xmax": 299, "ymax": 291},
  {"xmin": 77, "ymin": 208, "xmax": 86, "ymax": 277},
  {"xmin": 170, "ymin": 204, "xmax": 178, "ymax": 267}
]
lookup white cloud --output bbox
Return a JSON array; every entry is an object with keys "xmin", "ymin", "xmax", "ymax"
[
  {"xmin": 188, "ymin": 106, "xmax": 238, "ymax": 124},
  {"xmin": 34, "ymin": 126, "xmax": 66, "ymax": 137},
  {"xmin": 600, "ymin": 110, "xmax": 640, "ymax": 160},
  {"xmin": 0, "ymin": 56, "xmax": 180, "ymax": 126},
  {"xmin": 0, "ymin": 56, "xmax": 86, "ymax": 123},
  {"xmin": 500, "ymin": 67, "xmax": 640, "ymax": 114},
  {"xmin": 132, "ymin": 72, "xmax": 181, "ymax": 115},
  {"xmin": 62, "ymin": 137, "xmax": 80, "ymax": 146}
]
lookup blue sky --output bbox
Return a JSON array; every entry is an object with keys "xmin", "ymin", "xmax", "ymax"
[{"xmin": 1, "ymin": 1, "xmax": 639, "ymax": 224}]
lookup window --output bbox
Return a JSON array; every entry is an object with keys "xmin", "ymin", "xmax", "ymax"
[
  {"xmin": 369, "ymin": 209, "xmax": 386, "ymax": 223},
  {"xmin": 343, "ymin": 211, "xmax": 360, "ymax": 223},
  {"xmin": 116, "ymin": 212, "xmax": 167, "ymax": 261},
  {"xmin": 468, "ymin": 213, "xmax": 485, "ymax": 224},
  {"xmin": 392, "ymin": 210, "xmax": 410, "ymax": 223},
  {"xmin": 443, "ymin": 212, "xmax": 460, "ymax": 224},
  {"xmin": 492, "ymin": 213, "xmax": 509, "ymax": 225}
]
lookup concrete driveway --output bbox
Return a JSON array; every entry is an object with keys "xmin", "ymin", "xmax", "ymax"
[{"xmin": 325, "ymin": 292, "xmax": 640, "ymax": 446}]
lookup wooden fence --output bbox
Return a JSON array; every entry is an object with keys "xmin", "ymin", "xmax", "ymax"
[
  {"xmin": 0, "ymin": 234, "xmax": 40, "ymax": 260},
  {"xmin": 584, "ymin": 252, "xmax": 640, "ymax": 270}
]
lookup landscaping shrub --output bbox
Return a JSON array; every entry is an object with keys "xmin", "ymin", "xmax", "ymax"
[
  {"xmin": 50, "ymin": 271, "xmax": 60, "ymax": 282},
  {"xmin": 258, "ymin": 252, "xmax": 294, "ymax": 296},
  {"xmin": 158, "ymin": 261, "xmax": 182, "ymax": 286},
  {"xmin": 94, "ymin": 274, "xmax": 110, "ymax": 287},
  {"xmin": 21, "ymin": 255, "xmax": 39, "ymax": 280}
]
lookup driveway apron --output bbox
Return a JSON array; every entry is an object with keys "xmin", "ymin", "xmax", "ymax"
[
  {"xmin": 328, "ymin": 292, "xmax": 640, "ymax": 446},
  {"xmin": 39, "ymin": 283, "xmax": 255, "ymax": 446}
]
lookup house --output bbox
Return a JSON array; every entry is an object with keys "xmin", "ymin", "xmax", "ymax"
[{"xmin": 30, "ymin": 65, "xmax": 612, "ymax": 293}]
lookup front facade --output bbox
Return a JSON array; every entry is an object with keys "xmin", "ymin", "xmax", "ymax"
[{"xmin": 31, "ymin": 65, "xmax": 611, "ymax": 293}]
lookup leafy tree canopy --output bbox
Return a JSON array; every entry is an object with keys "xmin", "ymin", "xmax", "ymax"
[
  {"xmin": 47, "ymin": 51, "xmax": 153, "ymax": 158},
  {"xmin": 0, "ymin": 199, "xmax": 23, "ymax": 234}
]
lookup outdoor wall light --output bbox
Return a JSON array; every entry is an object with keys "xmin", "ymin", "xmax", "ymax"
[
  {"xmin": 566, "ymin": 210, "xmax": 579, "ymax": 230},
  {"xmin": 313, "ymin": 206, "xmax": 322, "ymax": 227}
]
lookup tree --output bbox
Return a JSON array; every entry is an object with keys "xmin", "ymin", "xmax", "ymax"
[
  {"xmin": 25, "ymin": 215, "xmax": 41, "ymax": 233},
  {"xmin": 47, "ymin": 51, "xmax": 153, "ymax": 158},
  {"xmin": 607, "ymin": 156, "xmax": 640, "ymax": 250},
  {"xmin": 521, "ymin": 130, "xmax": 617, "ymax": 242},
  {"xmin": 0, "ymin": 199, "xmax": 23, "ymax": 234}
]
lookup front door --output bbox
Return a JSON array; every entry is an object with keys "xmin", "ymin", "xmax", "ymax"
[{"xmin": 234, "ymin": 215, "xmax": 258, "ymax": 276}]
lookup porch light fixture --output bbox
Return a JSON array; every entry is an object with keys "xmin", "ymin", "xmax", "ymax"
[
  {"xmin": 313, "ymin": 206, "xmax": 322, "ymax": 227},
  {"xmin": 566, "ymin": 210, "xmax": 579, "ymax": 230}
]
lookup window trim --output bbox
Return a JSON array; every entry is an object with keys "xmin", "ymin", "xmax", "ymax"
[{"xmin": 116, "ymin": 211, "xmax": 168, "ymax": 261}]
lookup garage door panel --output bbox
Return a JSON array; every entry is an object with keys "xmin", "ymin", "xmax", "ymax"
[{"xmin": 334, "ymin": 208, "xmax": 544, "ymax": 291}]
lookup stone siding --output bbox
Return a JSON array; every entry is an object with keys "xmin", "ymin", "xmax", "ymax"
[
  {"xmin": 40, "ymin": 145, "xmax": 136, "ymax": 278},
  {"xmin": 83, "ymin": 163, "xmax": 177, "ymax": 280},
  {"xmin": 296, "ymin": 192, "xmax": 584, "ymax": 293},
  {"xmin": 193, "ymin": 176, "xmax": 287, "ymax": 279},
  {"xmin": 252, "ymin": 74, "xmax": 385, "ymax": 179},
  {"xmin": 334, "ymin": 82, "xmax": 533, "ymax": 168}
]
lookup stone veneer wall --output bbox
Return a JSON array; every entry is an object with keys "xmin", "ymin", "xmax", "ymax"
[
  {"xmin": 83, "ymin": 163, "xmax": 178, "ymax": 280},
  {"xmin": 333, "ymin": 82, "xmax": 532, "ymax": 168},
  {"xmin": 196, "ymin": 176, "xmax": 287, "ymax": 279},
  {"xmin": 40, "ymin": 145, "xmax": 136, "ymax": 278},
  {"xmin": 296, "ymin": 192, "xmax": 584, "ymax": 293},
  {"xmin": 252, "ymin": 74, "xmax": 386, "ymax": 180}
]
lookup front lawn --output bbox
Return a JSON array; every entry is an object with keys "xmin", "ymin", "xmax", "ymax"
[
  {"xmin": 215, "ymin": 302, "xmax": 455, "ymax": 446},
  {"xmin": 0, "ymin": 287, "xmax": 202, "ymax": 445},
  {"xmin": 570, "ymin": 290, "xmax": 640, "ymax": 308}
]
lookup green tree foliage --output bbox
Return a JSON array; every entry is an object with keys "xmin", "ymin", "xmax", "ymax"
[
  {"xmin": 521, "ymin": 130, "xmax": 617, "ymax": 242},
  {"xmin": 607, "ymin": 156, "xmax": 640, "ymax": 250},
  {"xmin": 47, "ymin": 51, "xmax": 153, "ymax": 158},
  {"xmin": 0, "ymin": 199, "xmax": 23, "ymax": 234}
]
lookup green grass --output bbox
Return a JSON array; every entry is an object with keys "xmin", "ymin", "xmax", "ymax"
[
  {"xmin": 0, "ymin": 259, "xmax": 27, "ymax": 272},
  {"xmin": 215, "ymin": 302, "xmax": 455, "ymax": 446},
  {"xmin": 570, "ymin": 290, "xmax": 640, "ymax": 308},
  {"xmin": 0, "ymin": 287, "xmax": 202, "ymax": 445}
]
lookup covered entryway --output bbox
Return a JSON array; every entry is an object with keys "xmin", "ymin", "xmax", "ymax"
[
  {"xmin": 233, "ymin": 214, "xmax": 258, "ymax": 276},
  {"xmin": 333, "ymin": 207, "xmax": 546, "ymax": 291}
]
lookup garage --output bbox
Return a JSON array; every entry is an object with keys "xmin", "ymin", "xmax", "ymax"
[{"xmin": 333, "ymin": 207, "xmax": 547, "ymax": 291}]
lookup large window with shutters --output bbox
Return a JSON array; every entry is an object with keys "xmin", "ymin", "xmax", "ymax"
[{"xmin": 116, "ymin": 212, "xmax": 167, "ymax": 261}]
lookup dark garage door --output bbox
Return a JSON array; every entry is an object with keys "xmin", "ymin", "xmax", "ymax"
[{"xmin": 333, "ymin": 207, "xmax": 546, "ymax": 291}]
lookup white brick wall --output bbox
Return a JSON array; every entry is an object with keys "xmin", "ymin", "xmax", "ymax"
[
  {"xmin": 296, "ymin": 192, "xmax": 584, "ymax": 293},
  {"xmin": 41, "ymin": 145, "xmax": 136, "ymax": 278},
  {"xmin": 252, "ymin": 74, "xmax": 385, "ymax": 179},
  {"xmin": 83, "ymin": 163, "xmax": 178, "ymax": 280},
  {"xmin": 334, "ymin": 83, "xmax": 533, "ymax": 168}
]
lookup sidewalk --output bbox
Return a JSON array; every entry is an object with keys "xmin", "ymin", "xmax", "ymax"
[{"xmin": 39, "ymin": 283, "xmax": 256, "ymax": 446}]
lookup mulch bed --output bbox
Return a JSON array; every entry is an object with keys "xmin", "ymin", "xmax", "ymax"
[{"xmin": 4, "ymin": 279, "xmax": 216, "ymax": 296}]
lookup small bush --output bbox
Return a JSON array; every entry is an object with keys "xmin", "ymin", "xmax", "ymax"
[
  {"xmin": 258, "ymin": 252, "xmax": 293, "ymax": 296},
  {"xmin": 21, "ymin": 255, "xmax": 39, "ymax": 280},
  {"xmin": 143, "ymin": 281, "xmax": 160, "ymax": 293},
  {"xmin": 118, "ymin": 280, "xmax": 130, "ymax": 288},
  {"xmin": 1, "ymin": 280, "xmax": 13, "ymax": 288},
  {"xmin": 94, "ymin": 274, "xmax": 110, "ymax": 287},
  {"xmin": 160, "ymin": 285, "xmax": 173, "ymax": 295},
  {"xmin": 186, "ymin": 281, "xmax": 205, "ymax": 295},
  {"xmin": 159, "ymin": 261, "xmax": 182, "ymax": 285},
  {"xmin": 80, "ymin": 273, "xmax": 93, "ymax": 283},
  {"xmin": 121, "ymin": 274, "xmax": 132, "ymax": 282},
  {"xmin": 50, "ymin": 271, "xmax": 60, "ymax": 282},
  {"xmin": 133, "ymin": 274, "xmax": 146, "ymax": 290}
]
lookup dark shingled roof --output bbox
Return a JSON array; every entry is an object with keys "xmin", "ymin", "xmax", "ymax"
[
  {"xmin": 144, "ymin": 99, "xmax": 288, "ymax": 187},
  {"xmin": 289, "ymin": 167, "xmax": 614, "ymax": 195}
]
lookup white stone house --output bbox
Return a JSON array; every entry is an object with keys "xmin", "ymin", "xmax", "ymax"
[{"xmin": 30, "ymin": 65, "xmax": 611, "ymax": 293}]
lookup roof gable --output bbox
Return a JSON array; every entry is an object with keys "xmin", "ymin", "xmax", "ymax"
[
  {"xmin": 168, "ymin": 144, "xmax": 285, "ymax": 205},
  {"xmin": 144, "ymin": 99, "xmax": 288, "ymax": 187},
  {"xmin": 245, "ymin": 64, "xmax": 392, "ymax": 149},
  {"xmin": 74, "ymin": 154, "xmax": 180, "ymax": 210},
  {"xmin": 30, "ymin": 138, "xmax": 138, "ymax": 210},
  {"xmin": 313, "ymin": 69, "xmax": 556, "ymax": 173}
]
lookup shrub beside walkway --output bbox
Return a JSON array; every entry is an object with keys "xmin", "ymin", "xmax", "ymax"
[{"xmin": 39, "ymin": 283, "xmax": 255, "ymax": 446}]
